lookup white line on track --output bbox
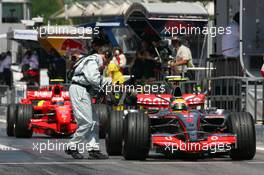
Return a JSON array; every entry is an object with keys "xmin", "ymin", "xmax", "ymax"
[
  {"xmin": 0, "ymin": 161, "xmax": 264, "ymax": 165},
  {"xmin": 0, "ymin": 119, "xmax": 6, "ymax": 123},
  {"xmin": 256, "ymin": 147, "xmax": 264, "ymax": 151},
  {"xmin": 0, "ymin": 161, "xmax": 118, "ymax": 165},
  {"xmin": 135, "ymin": 162, "xmax": 264, "ymax": 165},
  {"xmin": 0, "ymin": 144, "xmax": 19, "ymax": 151},
  {"xmin": 132, "ymin": 161, "xmax": 232, "ymax": 164},
  {"xmin": 133, "ymin": 161, "xmax": 264, "ymax": 165}
]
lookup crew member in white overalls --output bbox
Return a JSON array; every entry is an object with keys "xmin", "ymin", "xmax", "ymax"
[{"xmin": 65, "ymin": 46, "xmax": 112, "ymax": 159}]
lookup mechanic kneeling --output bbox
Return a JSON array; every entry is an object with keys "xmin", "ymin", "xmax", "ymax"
[{"xmin": 65, "ymin": 46, "xmax": 112, "ymax": 159}]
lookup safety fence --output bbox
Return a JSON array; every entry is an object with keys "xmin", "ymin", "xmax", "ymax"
[
  {"xmin": 0, "ymin": 85, "xmax": 11, "ymax": 106},
  {"xmin": 207, "ymin": 55, "xmax": 264, "ymax": 124},
  {"xmin": 1, "ymin": 62, "xmax": 263, "ymax": 125}
]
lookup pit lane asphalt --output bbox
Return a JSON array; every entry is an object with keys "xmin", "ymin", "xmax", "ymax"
[{"xmin": 0, "ymin": 107, "xmax": 264, "ymax": 175}]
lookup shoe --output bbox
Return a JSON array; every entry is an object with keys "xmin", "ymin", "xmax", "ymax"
[
  {"xmin": 88, "ymin": 150, "xmax": 109, "ymax": 159},
  {"xmin": 65, "ymin": 148, "xmax": 84, "ymax": 159}
]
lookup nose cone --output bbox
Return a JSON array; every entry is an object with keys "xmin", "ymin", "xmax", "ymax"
[{"xmin": 56, "ymin": 106, "xmax": 71, "ymax": 123}]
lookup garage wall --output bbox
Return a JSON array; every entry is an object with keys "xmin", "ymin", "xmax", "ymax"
[
  {"xmin": 214, "ymin": 0, "xmax": 240, "ymax": 54},
  {"xmin": 0, "ymin": 23, "xmax": 25, "ymax": 63}
]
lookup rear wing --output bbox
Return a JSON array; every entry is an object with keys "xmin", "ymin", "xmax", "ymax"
[
  {"xmin": 137, "ymin": 93, "xmax": 205, "ymax": 109},
  {"xmin": 137, "ymin": 94, "xmax": 172, "ymax": 105},
  {"xmin": 26, "ymin": 91, "xmax": 70, "ymax": 100},
  {"xmin": 182, "ymin": 94, "xmax": 205, "ymax": 106}
]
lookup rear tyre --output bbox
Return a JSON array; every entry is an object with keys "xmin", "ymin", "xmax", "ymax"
[
  {"xmin": 15, "ymin": 104, "xmax": 33, "ymax": 138},
  {"xmin": 228, "ymin": 112, "xmax": 256, "ymax": 160},
  {"xmin": 105, "ymin": 110, "xmax": 124, "ymax": 155},
  {"xmin": 93, "ymin": 104, "xmax": 110, "ymax": 138},
  {"xmin": 122, "ymin": 111, "xmax": 150, "ymax": 160},
  {"xmin": 6, "ymin": 104, "xmax": 17, "ymax": 136}
]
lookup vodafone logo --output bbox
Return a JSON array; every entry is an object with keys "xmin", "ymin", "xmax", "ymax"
[{"xmin": 138, "ymin": 97, "xmax": 170, "ymax": 105}]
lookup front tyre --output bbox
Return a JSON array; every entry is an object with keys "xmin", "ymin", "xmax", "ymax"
[
  {"xmin": 105, "ymin": 110, "xmax": 124, "ymax": 155},
  {"xmin": 6, "ymin": 104, "xmax": 17, "ymax": 136},
  {"xmin": 93, "ymin": 104, "xmax": 110, "ymax": 138},
  {"xmin": 228, "ymin": 112, "xmax": 256, "ymax": 160},
  {"xmin": 122, "ymin": 111, "xmax": 150, "ymax": 160},
  {"xmin": 15, "ymin": 104, "xmax": 33, "ymax": 138}
]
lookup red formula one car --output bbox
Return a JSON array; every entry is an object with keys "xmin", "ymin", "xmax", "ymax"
[
  {"xmin": 6, "ymin": 84, "xmax": 77, "ymax": 138},
  {"xmin": 105, "ymin": 87, "xmax": 256, "ymax": 160}
]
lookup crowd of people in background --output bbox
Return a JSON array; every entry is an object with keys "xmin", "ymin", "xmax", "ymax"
[
  {"xmin": 20, "ymin": 50, "xmax": 39, "ymax": 70},
  {"xmin": 0, "ymin": 49, "xmax": 41, "ymax": 86},
  {"xmin": 0, "ymin": 48, "xmax": 67, "ymax": 87},
  {"xmin": 130, "ymin": 36, "xmax": 193, "ymax": 83},
  {"xmin": 69, "ymin": 36, "xmax": 194, "ymax": 86},
  {"xmin": 0, "ymin": 35, "xmax": 194, "ymax": 87},
  {"xmin": 69, "ymin": 38, "xmax": 128, "ymax": 85}
]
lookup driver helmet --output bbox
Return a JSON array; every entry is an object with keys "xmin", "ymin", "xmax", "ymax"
[
  {"xmin": 171, "ymin": 98, "xmax": 188, "ymax": 111},
  {"xmin": 37, "ymin": 100, "xmax": 45, "ymax": 106}
]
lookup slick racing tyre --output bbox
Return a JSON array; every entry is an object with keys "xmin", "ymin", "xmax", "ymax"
[
  {"xmin": 105, "ymin": 110, "xmax": 124, "ymax": 155},
  {"xmin": 228, "ymin": 112, "xmax": 256, "ymax": 160},
  {"xmin": 93, "ymin": 104, "xmax": 110, "ymax": 138},
  {"xmin": 6, "ymin": 104, "xmax": 18, "ymax": 136},
  {"xmin": 122, "ymin": 111, "xmax": 150, "ymax": 160},
  {"xmin": 15, "ymin": 104, "xmax": 33, "ymax": 138}
]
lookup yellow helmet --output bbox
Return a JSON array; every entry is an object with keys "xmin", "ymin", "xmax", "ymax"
[
  {"xmin": 37, "ymin": 100, "xmax": 45, "ymax": 106},
  {"xmin": 171, "ymin": 98, "xmax": 188, "ymax": 111}
]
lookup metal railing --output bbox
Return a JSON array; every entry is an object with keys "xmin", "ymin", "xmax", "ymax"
[
  {"xmin": 207, "ymin": 55, "xmax": 264, "ymax": 124},
  {"xmin": 207, "ymin": 76, "xmax": 243, "ymax": 111},
  {"xmin": 0, "ymin": 85, "xmax": 11, "ymax": 106},
  {"xmin": 246, "ymin": 78, "xmax": 264, "ymax": 123}
]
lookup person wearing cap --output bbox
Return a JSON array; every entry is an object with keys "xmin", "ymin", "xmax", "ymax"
[
  {"xmin": 169, "ymin": 36, "xmax": 194, "ymax": 75},
  {"xmin": 65, "ymin": 46, "xmax": 112, "ymax": 159}
]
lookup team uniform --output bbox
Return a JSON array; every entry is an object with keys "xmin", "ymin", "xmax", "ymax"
[
  {"xmin": 106, "ymin": 61, "xmax": 125, "ymax": 84},
  {"xmin": 67, "ymin": 54, "xmax": 111, "ymax": 153}
]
